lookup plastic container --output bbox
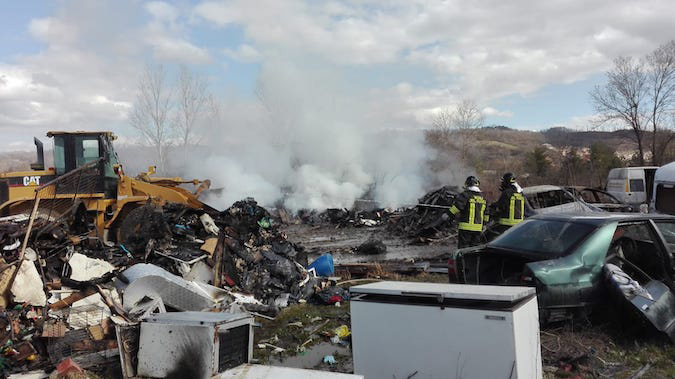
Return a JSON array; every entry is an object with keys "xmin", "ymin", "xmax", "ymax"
[{"xmin": 308, "ymin": 254, "xmax": 334, "ymax": 276}]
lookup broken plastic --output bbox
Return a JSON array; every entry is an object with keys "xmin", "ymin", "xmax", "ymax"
[
  {"xmin": 11, "ymin": 260, "xmax": 46, "ymax": 306},
  {"xmin": 200, "ymin": 213, "xmax": 220, "ymax": 235},
  {"xmin": 68, "ymin": 253, "xmax": 115, "ymax": 281}
]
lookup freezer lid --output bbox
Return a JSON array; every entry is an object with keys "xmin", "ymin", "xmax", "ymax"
[
  {"xmin": 216, "ymin": 364, "xmax": 364, "ymax": 378},
  {"xmin": 350, "ymin": 281, "xmax": 535, "ymax": 303},
  {"xmin": 142, "ymin": 311, "xmax": 252, "ymax": 326}
]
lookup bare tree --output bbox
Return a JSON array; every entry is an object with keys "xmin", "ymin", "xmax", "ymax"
[
  {"xmin": 591, "ymin": 56, "xmax": 648, "ymax": 165},
  {"xmin": 431, "ymin": 99, "xmax": 484, "ymax": 159},
  {"xmin": 431, "ymin": 106, "xmax": 454, "ymax": 137},
  {"xmin": 645, "ymin": 41, "xmax": 675, "ymax": 165},
  {"xmin": 591, "ymin": 40, "xmax": 675, "ymax": 166},
  {"xmin": 175, "ymin": 65, "xmax": 210, "ymax": 157},
  {"xmin": 129, "ymin": 64, "xmax": 174, "ymax": 173}
]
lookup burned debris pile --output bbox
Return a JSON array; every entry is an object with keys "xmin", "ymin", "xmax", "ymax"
[
  {"xmin": 0, "ymin": 197, "xmax": 323, "ymax": 377},
  {"xmin": 297, "ymin": 207, "xmax": 391, "ymax": 228},
  {"xmin": 388, "ymin": 185, "xmax": 459, "ymax": 239}
]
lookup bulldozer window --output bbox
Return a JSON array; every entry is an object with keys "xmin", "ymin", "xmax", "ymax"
[
  {"xmin": 54, "ymin": 137, "xmax": 66, "ymax": 175},
  {"xmin": 76, "ymin": 138, "xmax": 100, "ymax": 167}
]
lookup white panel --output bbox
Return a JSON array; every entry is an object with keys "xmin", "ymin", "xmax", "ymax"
[
  {"xmin": 137, "ymin": 323, "xmax": 214, "ymax": 378},
  {"xmin": 512, "ymin": 297, "xmax": 543, "ymax": 378}
]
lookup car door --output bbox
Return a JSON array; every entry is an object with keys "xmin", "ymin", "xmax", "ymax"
[{"xmin": 604, "ymin": 220, "xmax": 675, "ymax": 341}]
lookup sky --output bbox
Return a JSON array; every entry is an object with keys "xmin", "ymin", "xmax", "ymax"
[{"xmin": 1, "ymin": 0, "xmax": 675, "ymax": 151}]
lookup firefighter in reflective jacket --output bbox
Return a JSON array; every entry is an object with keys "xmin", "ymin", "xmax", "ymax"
[
  {"xmin": 449, "ymin": 176, "xmax": 487, "ymax": 248},
  {"xmin": 490, "ymin": 172, "xmax": 525, "ymax": 235}
]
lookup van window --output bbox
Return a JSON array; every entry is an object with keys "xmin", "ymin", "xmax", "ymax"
[
  {"xmin": 630, "ymin": 179, "xmax": 645, "ymax": 192},
  {"xmin": 656, "ymin": 184, "xmax": 675, "ymax": 214},
  {"xmin": 608, "ymin": 169, "xmax": 627, "ymax": 180}
]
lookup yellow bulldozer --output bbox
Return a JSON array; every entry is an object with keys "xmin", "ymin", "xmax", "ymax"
[{"xmin": 0, "ymin": 131, "xmax": 212, "ymax": 242}]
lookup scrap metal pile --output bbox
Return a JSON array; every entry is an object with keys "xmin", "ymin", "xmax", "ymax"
[
  {"xmin": 293, "ymin": 186, "xmax": 460, "ymax": 241},
  {"xmin": 0, "ymin": 198, "xmax": 320, "ymax": 376},
  {"xmin": 296, "ymin": 207, "xmax": 392, "ymax": 228},
  {"xmin": 387, "ymin": 185, "xmax": 459, "ymax": 239}
]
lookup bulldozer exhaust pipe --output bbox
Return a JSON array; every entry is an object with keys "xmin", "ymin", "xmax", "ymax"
[{"xmin": 30, "ymin": 137, "xmax": 45, "ymax": 171}]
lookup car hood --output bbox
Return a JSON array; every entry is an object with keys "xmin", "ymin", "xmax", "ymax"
[{"xmin": 457, "ymin": 245, "xmax": 555, "ymax": 261}]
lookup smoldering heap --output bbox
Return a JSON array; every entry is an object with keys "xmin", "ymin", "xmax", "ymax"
[
  {"xmin": 0, "ymin": 197, "xmax": 318, "ymax": 376},
  {"xmin": 388, "ymin": 185, "xmax": 459, "ymax": 239}
]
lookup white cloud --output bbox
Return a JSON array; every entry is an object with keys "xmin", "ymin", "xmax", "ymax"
[
  {"xmin": 482, "ymin": 107, "xmax": 514, "ymax": 118},
  {"xmin": 144, "ymin": 2, "xmax": 212, "ymax": 64},
  {"xmin": 145, "ymin": 1, "xmax": 180, "ymax": 23},
  {"xmin": 195, "ymin": 0, "xmax": 675, "ymax": 100},
  {"xmin": 28, "ymin": 17, "xmax": 78, "ymax": 45},
  {"xmin": 223, "ymin": 44, "xmax": 262, "ymax": 62},
  {"xmin": 147, "ymin": 35, "xmax": 212, "ymax": 64}
]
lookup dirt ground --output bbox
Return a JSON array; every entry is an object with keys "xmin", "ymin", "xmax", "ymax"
[{"xmin": 282, "ymin": 223, "xmax": 454, "ymax": 263}]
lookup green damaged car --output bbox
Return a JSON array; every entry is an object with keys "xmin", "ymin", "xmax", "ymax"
[{"xmin": 450, "ymin": 213, "xmax": 675, "ymax": 338}]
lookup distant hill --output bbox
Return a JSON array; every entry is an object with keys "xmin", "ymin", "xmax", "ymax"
[{"xmin": 541, "ymin": 127, "xmax": 635, "ymax": 149}]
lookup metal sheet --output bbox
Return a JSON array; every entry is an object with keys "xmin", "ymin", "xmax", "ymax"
[
  {"xmin": 142, "ymin": 311, "xmax": 251, "ymax": 326},
  {"xmin": 119, "ymin": 264, "xmax": 231, "ymax": 311}
]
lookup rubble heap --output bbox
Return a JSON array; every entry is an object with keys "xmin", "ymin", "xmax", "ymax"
[
  {"xmin": 0, "ymin": 197, "xmax": 319, "ymax": 376},
  {"xmin": 216, "ymin": 199, "xmax": 314, "ymax": 307}
]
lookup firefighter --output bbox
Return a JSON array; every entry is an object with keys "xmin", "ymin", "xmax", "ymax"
[
  {"xmin": 449, "ymin": 176, "xmax": 488, "ymax": 248},
  {"xmin": 489, "ymin": 172, "xmax": 525, "ymax": 237}
]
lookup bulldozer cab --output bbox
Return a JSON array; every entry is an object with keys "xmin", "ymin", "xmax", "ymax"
[{"xmin": 46, "ymin": 131, "xmax": 121, "ymax": 197}]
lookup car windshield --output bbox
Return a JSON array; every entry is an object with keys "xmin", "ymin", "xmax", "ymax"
[{"xmin": 489, "ymin": 219, "xmax": 596, "ymax": 257}]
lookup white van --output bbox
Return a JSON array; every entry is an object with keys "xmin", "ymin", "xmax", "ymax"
[
  {"xmin": 606, "ymin": 166, "xmax": 658, "ymax": 206},
  {"xmin": 651, "ymin": 161, "xmax": 675, "ymax": 214}
]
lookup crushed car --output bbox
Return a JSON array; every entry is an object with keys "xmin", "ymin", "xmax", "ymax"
[
  {"xmin": 565, "ymin": 186, "xmax": 633, "ymax": 212},
  {"xmin": 522, "ymin": 185, "xmax": 602, "ymax": 214},
  {"xmin": 449, "ymin": 213, "xmax": 675, "ymax": 339}
]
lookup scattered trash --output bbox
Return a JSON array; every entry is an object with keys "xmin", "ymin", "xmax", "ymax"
[
  {"xmin": 334, "ymin": 325, "xmax": 351, "ymax": 338},
  {"xmin": 323, "ymin": 355, "xmax": 337, "ymax": 365},
  {"xmin": 56, "ymin": 358, "xmax": 84, "ymax": 375},
  {"xmin": 313, "ymin": 286, "xmax": 350, "ymax": 305},
  {"xmin": 308, "ymin": 254, "xmax": 334, "ymax": 277}
]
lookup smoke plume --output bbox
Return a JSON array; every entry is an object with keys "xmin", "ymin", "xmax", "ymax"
[{"xmin": 180, "ymin": 60, "xmax": 443, "ymax": 212}]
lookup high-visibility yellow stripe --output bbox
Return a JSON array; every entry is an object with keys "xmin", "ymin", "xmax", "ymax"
[
  {"xmin": 458, "ymin": 222, "xmax": 483, "ymax": 231},
  {"xmin": 450, "ymin": 205, "xmax": 460, "ymax": 215},
  {"xmin": 468, "ymin": 198, "xmax": 475, "ymax": 226},
  {"xmin": 500, "ymin": 193, "xmax": 524, "ymax": 226}
]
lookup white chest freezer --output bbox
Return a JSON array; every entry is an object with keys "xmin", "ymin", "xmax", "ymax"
[{"xmin": 350, "ymin": 281, "xmax": 542, "ymax": 379}]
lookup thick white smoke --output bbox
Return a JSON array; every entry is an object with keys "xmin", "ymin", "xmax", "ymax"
[{"xmin": 184, "ymin": 61, "xmax": 436, "ymax": 212}]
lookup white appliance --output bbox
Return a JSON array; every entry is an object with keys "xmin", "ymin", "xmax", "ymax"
[
  {"xmin": 350, "ymin": 281, "xmax": 542, "ymax": 379},
  {"xmin": 136, "ymin": 311, "xmax": 253, "ymax": 378}
]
